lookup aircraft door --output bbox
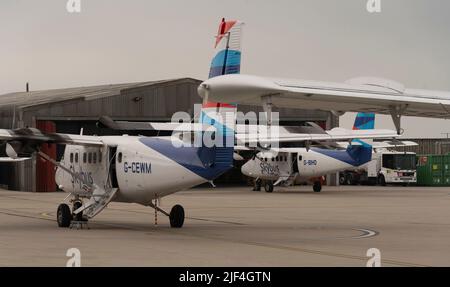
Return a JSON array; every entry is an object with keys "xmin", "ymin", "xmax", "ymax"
[
  {"xmin": 108, "ymin": 146, "xmax": 119, "ymax": 189},
  {"xmin": 292, "ymin": 153, "xmax": 299, "ymax": 173}
]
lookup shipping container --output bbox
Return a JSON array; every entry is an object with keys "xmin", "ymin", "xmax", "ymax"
[
  {"xmin": 443, "ymin": 155, "xmax": 450, "ymax": 185},
  {"xmin": 416, "ymin": 155, "xmax": 450, "ymax": 186}
]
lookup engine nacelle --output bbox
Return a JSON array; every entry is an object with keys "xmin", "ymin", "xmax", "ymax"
[{"xmin": 5, "ymin": 141, "xmax": 35, "ymax": 159}]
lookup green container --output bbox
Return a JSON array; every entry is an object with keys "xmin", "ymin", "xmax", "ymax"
[
  {"xmin": 416, "ymin": 155, "xmax": 447, "ymax": 186},
  {"xmin": 443, "ymin": 155, "xmax": 450, "ymax": 185}
]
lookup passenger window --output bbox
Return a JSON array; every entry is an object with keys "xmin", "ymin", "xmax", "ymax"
[
  {"xmin": 299, "ymin": 155, "xmax": 303, "ymax": 161},
  {"xmin": 88, "ymin": 152, "xmax": 92, "ymax": 164},
  {"xmin": 118, "ymin": 152, "xmax": 122, "ymax": 163},
  {"xmin": 70, "ymin": 153, "xmax": 73, "ymax": 163},
  {"xmin": 264, "ymin": 158, "xmax": 267, "ymax": 162},
  {"xmin": 98, "ymin": 152, "xmax": 102, "ymax": 163},
  {"xmin": 93, "ymin": 152, "xmax": 97, "ymax": 164},
  {"xmin": 75, "ymin": 153, "xmax": 78, "ymax": 163},
  {"xmin": 83, "ymin": 153, "xmax": 87, "ymax": 163}
]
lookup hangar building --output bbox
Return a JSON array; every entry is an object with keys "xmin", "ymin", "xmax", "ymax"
[{"xmin": 0, "ymin": 78, "xmax": 337, "ymax": 192}]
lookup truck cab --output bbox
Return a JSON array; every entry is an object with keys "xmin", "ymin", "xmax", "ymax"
[{"xmin": 374, "ymin": 151, "xmax": 417, "ymax": 185}]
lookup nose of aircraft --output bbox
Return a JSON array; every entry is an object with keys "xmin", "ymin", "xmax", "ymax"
[{"xmin": 241, "ymin": 160, "xmax": 254, "ymax": 177}]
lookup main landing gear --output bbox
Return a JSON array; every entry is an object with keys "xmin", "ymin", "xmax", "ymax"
[
  {"xmin": 169, "ymin": 205, "xmax": 185, "ymax": 228},
  {"xmin": 313, "ymin": 181, "xmax": 322, "ymax": 193},
  {"xmin": 57, "ymin": 200, "xmax": 87, "ymax": 228},
  {"xmin": 149, "ymin": 200, "xmax": 185, "ymax": 228}
]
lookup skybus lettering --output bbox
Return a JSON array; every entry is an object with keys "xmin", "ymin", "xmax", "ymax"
[
  {"xmin": 124, "ymin": 162, "xmax": 152, "ymax": 174},
  {"xmin": 70, "ymin": 171, "xmax": 94, "ymax": 189}
]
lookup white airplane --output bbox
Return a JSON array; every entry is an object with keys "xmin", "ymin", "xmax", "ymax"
[
  {"xmin": 240, "ymin": 112, "xmax": 418, "ymax": 193},
  {"xmin": 0, "ymin": 19, "xmax": 398, "ymax": 229},
  {"xmin": 240, "ymin": 112, "xmax": 377, "ymax": 193}
]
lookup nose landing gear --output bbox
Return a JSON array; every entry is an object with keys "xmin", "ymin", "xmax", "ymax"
[
  {"xmin": 264, "ymin": 181, "xmax": 274, "ymax": 193},
  {"xmin": 57, "ymin": 200, "xmax": 88, "ymax": 229},
  {"xmin": 57, "ymin": 204, "xmax": 72, "ymax": 228},
  {"xmin": 253, "ymin": 179, "xmax": 262, "ymax": 191}
]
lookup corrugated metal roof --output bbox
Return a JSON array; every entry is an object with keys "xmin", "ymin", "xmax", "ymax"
[{"xmin": 0, "ymin": 78, "xmax": 201, "ymax": 110}]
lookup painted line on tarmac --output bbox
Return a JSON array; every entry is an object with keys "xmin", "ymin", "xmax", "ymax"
[
  {"xmin": 0, "ymin": 209, "xmax": 54, "ymax": 222},
  {"xmin": 173, "ymin": 231, "xmax": 428, "ymax": 267},
  {"xmin": 351, "ymin": 228, "xmax": 379, "ymax": 239},
  {"xmin": 104, "ymin": 207, "xmax": 247, "ymax": 226},
  {"xmin": 31, "ymin": 210, "xmax": 426, "ymax": 267}
]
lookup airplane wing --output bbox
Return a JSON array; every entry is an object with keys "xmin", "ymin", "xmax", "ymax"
[
  {"xmin": 236, "ymin": 128, "xmax": 398, "ymax": 145},
  {"xmin": 0, "ymin": 157, "xmax": 30, "ymax": 162},
  {"xmin": 0, "ymin": 128, "xmax": 103, "ymax": 158},
  {"xmin": 198, "ymin": 74, "xmax": 450, "ymax": 122},
  {"xmin": 98, "ymin": 116, "xmax": 214, "ymax": 132},
  {"xmin": 0, "ymin": 129, "xmax": 103, "ymax": 146},
  {"xmin": 336, "ymin": 140, "xmax": 418, "ymax": 149}
]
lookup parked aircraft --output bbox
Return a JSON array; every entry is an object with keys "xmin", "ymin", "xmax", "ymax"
[
  {"xmin": 0, "ymin": 19, "xmax": 398, "ymax": 229},
  {"xmin": 240, "ymin": 113, "xmax": 383, "ymax": 193}
]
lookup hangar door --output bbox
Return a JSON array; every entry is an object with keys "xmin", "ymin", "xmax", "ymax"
[{"xmin": 36, "ymin": 121, "xmax": 57, "ymax": 192}]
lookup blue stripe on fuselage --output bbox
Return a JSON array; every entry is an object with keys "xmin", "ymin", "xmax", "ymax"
[
  {"xmin": 311, "ymin": 145, "xmax": 372, "ymax": 167},
  {"xmin": 139, "ymin": 137, "xmax": 232, "ymax": 181}
]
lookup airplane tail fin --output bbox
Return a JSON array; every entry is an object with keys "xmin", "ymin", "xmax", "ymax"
[
  {"xmin": 348, "ymin": 112, "xmax": 375, "ymax": 164},
  {"xmin": 208, "ymin": 18, "xmax": 243, "ymax": 79},
  {"xmin": 200, "ymin": 19, "xmax": 244, "ymax": 169},
  {"xmin": 353, "ymin": 113, "xmax": 375, "ymax": 130},
  {"xmin": 345, "ymin": 144, "xmax": 373, "ymax": 166}
]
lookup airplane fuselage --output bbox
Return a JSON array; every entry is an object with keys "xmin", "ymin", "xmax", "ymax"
[
  {"xmin": 56, "ymin": 136, "xmax": 218, "ymax": 206},
  {"xmin": 241, "ymin": 148, "xmax": 367, "ymax": 183}
]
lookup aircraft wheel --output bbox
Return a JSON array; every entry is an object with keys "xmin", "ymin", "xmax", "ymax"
[
  {"xmin": 169, "ymin": 204, "xmax": 185, "ymax": 228},
  {"xmin": 339, "ymin": 174, "xmax": 346, "ymax": 185},
  {"xmin": 253, "ymin": 179, "xmax": 262, "ymax": 191},
  {"xmin": 345, "ymin": 174, "xmax": 353, "ymax": 185},
  {"xmin": 57, "ymin": 204, "xmax": 72, "ymax": 228},
  {"xmin": 313, "ymin": 181, "xmax": 322, "ymax": 193},
  {"xmin": 378, "ymin": 175, "xmax": 386, "ymax": 186},
  {"xmin": 72, "ymin": 201, "xmax": 83, "ymax": 222},
  {"xmin": 264, "ymin": 181, "xmax": 274, "ymax": 193}
]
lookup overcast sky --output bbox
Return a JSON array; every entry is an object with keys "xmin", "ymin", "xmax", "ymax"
[{"xmin": 1, "ymin": 0, "xmax": 449, "ymax": 138}]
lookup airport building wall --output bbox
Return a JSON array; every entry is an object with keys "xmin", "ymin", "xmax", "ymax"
[
  {"xmin": 0, "ymin": 78, "xmax": 336, "ymax": 192},
  {"xmin": 387, "ymin": 138, "xmax": 450, "ymax": 155}
]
